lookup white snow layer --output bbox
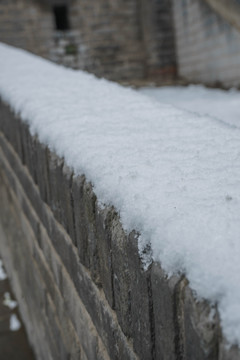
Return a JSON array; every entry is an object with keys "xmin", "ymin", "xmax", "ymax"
[
  {"xmin": 0, "ymin": 259, "xmax": 7, "ymax": 280},
  {"xmin": 3, "ymin": 292, "xmax": 17, "ymax": 310},
  {"xmin": 0, "ymin": 43, "xmax": 240, "ymax": 345},
  {"xmin": 9, "ymin": 314, "xmax": 21, "ymax": 331},
  {"xmin": 139, "ymin": 85, "xmax": 240, "ymax": 128}
]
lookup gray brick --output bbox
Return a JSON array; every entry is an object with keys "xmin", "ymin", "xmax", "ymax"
[
  {"xmin": 95, "ymin": 206, "xmax": 114, "ymax": 307},
  {"xmin": 111, "ymin": 217, "xmax": 153, "ymax": 360},
  {"xmin": 151, "ymin": 263, "xmax": 179, "ymax": 360},
  {"xmin": 72, "ymin": 175, "xmax": 100, "ymax": 284},
  {"xmin": 181, "ymin": 283, "xmax": 220, "ymax": 360}
]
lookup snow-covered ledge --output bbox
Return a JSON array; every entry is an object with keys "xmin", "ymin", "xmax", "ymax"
[{"xmin": 0, "ymin": 43, "xmax": 240, "ymax": 359}]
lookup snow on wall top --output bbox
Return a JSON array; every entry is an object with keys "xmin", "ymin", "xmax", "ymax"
[
  {"xmin": 0, "ymin": 42, "xmax": 240, "ymax": 345},
  {"xmin": 139, "ymin": 85, "xmax": 240, "ymax": 128}
]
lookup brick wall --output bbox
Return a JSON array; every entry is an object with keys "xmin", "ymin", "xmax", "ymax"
[
  {"xmin": 61, "ymin": 0, "xmax": 146, "ymax": 80},
  {"xmin": 0, "ymin": 0, "xmax": 176, "ymax": 82},
  {"xmin": 0, "ymin": 0, "xmax": 53, "ymax": 58},
  {"xmin": 2, "ymin": 0, "xmax": 240, "ymax": 86},
  {"xmin": 172, "ymin": 0, "xmax": 240, "ymax": 87},
  {"xmin": 0, "ymin": 99, "xmax": 239, "ymax": 359}
]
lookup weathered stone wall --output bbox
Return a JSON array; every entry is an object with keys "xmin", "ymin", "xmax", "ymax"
[
  {"xmin": 0, "ymin": 0, "xmax": 176, "ymax": 82},
  {"xmin": 0, "ymin": 100, "xmax": 240, "ymax": 359},
  {"xmin": 0, "ymin": 0, "xmax": 53, "ymax": 58},
  {"xmin": 57, "ymin": 0, "xmax": 146, "ymax": 80},
  {"xmin": 2, "ymin": 0, "xmax": 240, "ymax": 86},
  {"xmin": 172, "ymin": 0, "xmax": 240, "ymax": 87}
]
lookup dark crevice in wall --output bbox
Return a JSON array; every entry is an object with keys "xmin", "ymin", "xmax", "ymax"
[{"xmin": 53, "ymin": 5, "xmax": 70, "ymax": 31}]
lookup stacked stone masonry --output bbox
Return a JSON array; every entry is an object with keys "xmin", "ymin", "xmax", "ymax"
[
  {"xmin": 0, "ymin": 101, "xmax": 240, "ymax": 359},
  {"xmin": 0, "ymin": 0, "xmax": 53, "ymax": 58}
]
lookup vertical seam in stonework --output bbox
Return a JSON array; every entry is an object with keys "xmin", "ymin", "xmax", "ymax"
[
  {"xmin": 110, "ymin": 245, "xmax": 115, "ymax": 310},
  {"xmin": 69, "ymin": 172, "xmax": 77, "ymax": 246},
  {"xmin": 147, "ymin": 270, "xmax": 156, "ymax": 360},
  {"xmin": 173, "ymin": 276, "xmax": 186, "ymax": 360},
  {"xmin": 33, "ymin": 137, "xmax": 38, "ymax": 186},
  {"xmin": 20, "ymin": 129, "xmax": 26, "ymax": 165},
  {"xmin": 108, "ymin": 209, "xmax": 116, "ymax": 310},
  {"xmin": 45, "ymin": 146, "xmax": 51, "ymax": 204}
]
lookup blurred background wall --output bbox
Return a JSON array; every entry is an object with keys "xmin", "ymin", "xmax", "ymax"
[
  {"xmin": 0, "ymin": 0, "xmax": 240, "ymax": 86},
  {"xmin": 172, "ymin": 0, "xmax": 240, "ymax": 87}
]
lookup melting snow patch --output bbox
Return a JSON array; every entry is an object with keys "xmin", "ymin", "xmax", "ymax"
[
  {"xmin": 139, "ymin": 85, "xmax": 240, "ymax": 128},
  {"xmin": 0, "ymin": 43, "xmax": 240, "ymax": 345},
  {"xmin": 0, "ymin": 259, "xmax": 7, "ymax": 280},
  {"xmin": 9, "ymin": 314, "xmax": 21, "ymax": 331},
  {"xmin": 3, "ymin": 292, "xmax": 17, "ymax": 309}
]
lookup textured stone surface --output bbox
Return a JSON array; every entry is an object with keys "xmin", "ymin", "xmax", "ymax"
[
  {"xmin": 181, "ymin": 283, "xmax": 220, "ymax": 360},
  {"xmin": 111, "ymin": 215, "xmax": 153, "ymax": 359},
  {"xmin": 0, "ymin": 105, "xmax": 138, "ymax": 359},
  {"xmin": 151, "ymin": 263, "xmax": 180, "ymax": 360},
  {"xmin": 95, "ymin": 206, "xmax": 115, "ymax": 307},
  {"xmin": 0, "ymin": 0, "xmax": 53, "ymax": 58},
  {"xmin": 0, "ymin": 145, "xmax": 111, "ymax": 360}
]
